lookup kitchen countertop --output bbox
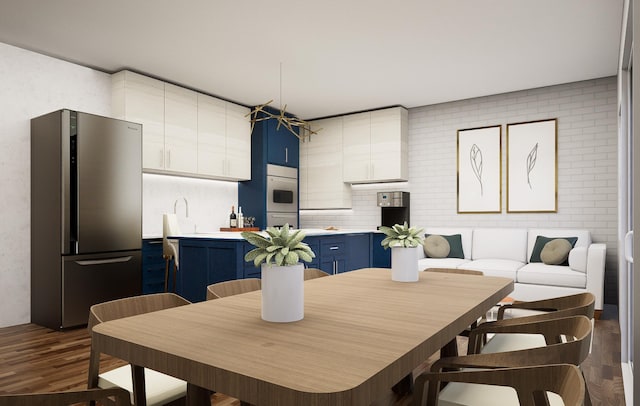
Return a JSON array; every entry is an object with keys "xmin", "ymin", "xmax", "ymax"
[{"xmin": 144, "ymin": 228, "xmax": 381, "ymax": 240}]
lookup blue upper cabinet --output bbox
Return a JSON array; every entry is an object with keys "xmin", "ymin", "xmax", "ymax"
[
  {"xmin": 239, "ymin": 106, "xmax": 300, "ymax": 229},
  {"xmin": 265, "ymin": 112, "xmax": 300, "ymax": 167}
]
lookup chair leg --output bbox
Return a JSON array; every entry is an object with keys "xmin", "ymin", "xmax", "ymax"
[
  {"xmin": 172, "ymin": 262, "xmax": 178, "ymax": 293},
  {"xmin": 164, "ymin": 256, "xmax": 171, "ymax": 292}
]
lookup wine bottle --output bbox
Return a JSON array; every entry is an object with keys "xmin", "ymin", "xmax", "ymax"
[
  {"xmin": 229, "ymin": 205, "xmax": 237, "ymax": 228},
  {"xmin": 238, "ymin": 206, "xmax": 244, "ymax": 228}
]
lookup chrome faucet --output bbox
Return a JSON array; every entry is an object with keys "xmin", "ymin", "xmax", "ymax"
[{"xmin": 173, "ymin": 197, "xmax": 189, "ymax": 218}]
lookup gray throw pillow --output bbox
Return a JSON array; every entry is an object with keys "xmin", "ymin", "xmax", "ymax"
[
  {"xmin": 540, "ymin": 238, "xmax": 573, "ymax": 265},
  {"xmin": 424, "ymin": 235, "xmax": 450, "ymax": 258}
]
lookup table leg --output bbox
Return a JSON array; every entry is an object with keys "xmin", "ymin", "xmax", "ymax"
[
  {"xmin": 391, "ymin": 372, "xmax": 414, "ymax": 395},
  {"xmin": 132, "ymin": 365, "xmax": 146, "ymax": 406},
  {"xmin": 186, "ymin": 383, "xmax": 212, "ymax": 406}
]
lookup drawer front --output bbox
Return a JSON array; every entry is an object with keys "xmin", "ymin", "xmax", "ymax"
[{"xmin": 320, "ymin": 240, "xmax": 346, "ymax": 257}]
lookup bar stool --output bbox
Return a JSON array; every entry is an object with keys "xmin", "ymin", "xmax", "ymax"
[{"xmin": 162, "ymin": 213, "xmax": 181, "ymax": 292}]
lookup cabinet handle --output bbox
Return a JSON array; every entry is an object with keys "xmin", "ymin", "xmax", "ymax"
[
  {"xmin": 330, "ymin": 246, "xmax": 339, "ymax": 250},
  {"xmin": 285, "ymin": 147, "xmax": 289, "ymax": 163}
]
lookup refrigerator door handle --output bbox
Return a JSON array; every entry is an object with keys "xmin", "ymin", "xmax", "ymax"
[{"xmin": 75, "ymin": 256, "xmax": 133, "ymax": 266}]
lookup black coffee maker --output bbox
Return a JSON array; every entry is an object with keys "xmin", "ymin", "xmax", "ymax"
[{"xmin": 377, "ymin": 191, "xmax": 410, "ymax": 227}]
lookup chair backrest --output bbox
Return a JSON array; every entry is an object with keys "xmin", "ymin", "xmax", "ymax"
[
  {"xmin": 88, "ymin": 292, "xmax": 191, "ymax": 332},
  {"xmin": 414, "ymin": 363, "xmax": 585, "ymax": 406},
  {"xmin": 497, "ymin": 292, "xmax": 595, "ymax": 322},
  {"xmin": 425, "ymin": 268, "xmax": 483, "ymax": 276},
  {"xmin": 304, "ymin": 268, "xmax": 330, "ymax": 280},
  {"xmin": 206, "ymin": 278, "xmax": 262, "ymax": 300},
  {"xmin": 87, "ymin": 293, "xmax": 191, "ymax": 390},
  {"xmin": 0, "ymin": 387, "xmax": 131, "ymax": 406},
  {"xmin": 463, "ymin": 315, "xmax": 593, "ymax": 366},
  {"xmin": 162, "ymin": 213, "xmax": 181, "ymax": 258}
]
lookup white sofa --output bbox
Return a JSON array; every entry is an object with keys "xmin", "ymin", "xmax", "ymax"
[{"xmin": 417, "ymin": 227, "xmax": 606, "ymax": 311}]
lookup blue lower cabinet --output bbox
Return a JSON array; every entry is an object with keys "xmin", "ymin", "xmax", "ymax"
[
  {"xmin": 307, "ymin": 234, "xmax": 370, "ymax": 275},
  {"xmin": 243, "ymin": 241, "xmax": 262, "ymax": 278},
  {"xmin": 345, "ymin": 233, "xmax": 372, "ymax": 271},
  {"xmin": 176, "ymin": 232, "xmax": 378, "ymax": 301},
  {"xmin": 319, "ymin": 236, "xmax": 347, "ymax": 275},
  {"xmin": 142, "ymin": 239, "xmax": 169, "ymax": 294},
  {"xmin": 177, "ymin": 239, "xmax": 244, "ymax": 302},
  {"xmin": 371, "ymin": 233, "xmax": 391, "ymax": 268}
]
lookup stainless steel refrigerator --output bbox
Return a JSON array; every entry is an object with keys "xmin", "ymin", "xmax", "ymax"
[{"xmin": 31, "ymin": 109, "xmax": 142, "ymax": 329}]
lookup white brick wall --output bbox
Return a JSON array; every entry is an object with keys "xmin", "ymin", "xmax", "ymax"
[{"xmin": 301, "ymin": 77, "xmax": 619, "ymax": 303}]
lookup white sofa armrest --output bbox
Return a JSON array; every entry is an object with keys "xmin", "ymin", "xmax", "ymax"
[
  {"xmin": 586, "ymin": 243, "xmax": 606, "ymax": 310},
  {"xmin": 568, "ymin": 246, "xmax": 588, "ymax": 273}
]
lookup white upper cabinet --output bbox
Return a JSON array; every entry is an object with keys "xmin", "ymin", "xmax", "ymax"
[
  {"xmin": 197, "ymin": 95, "xmax": 251, "ymax": 180},
  {"xmin": 112, "ymin": 70, "xmax": 165, "ymax": 170},
  {"xmin": 112, "ymin": 70, "xmax": 251, "ymax": 181},
  {"xmin": 223, "ymin": 102, "xmax": 251, "ymax": 180},
  {"xmin": 197, "ymin": 94, "xmax": 227, "ymax": 177},
  {"xmin": 342, "ymin": 107, "xmax": 408, "ymax": 183},
  {"xmin": 300, "ymin": 117, "xmax": 352, "ymax": 209},
  {"xmin": 164, "ymin": 84, "xmax": 198, "ymax": 174}
]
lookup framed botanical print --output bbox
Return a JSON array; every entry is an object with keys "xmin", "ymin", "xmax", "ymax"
[
  {"xmin": 506, "ymin": 118, "xmax": 558, "ymax": 212},
  {"xmin": 457, "ymin": 125, "xmax": 502, "ymax": 213}
]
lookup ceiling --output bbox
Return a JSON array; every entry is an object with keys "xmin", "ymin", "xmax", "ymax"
[{"xmin": 0, "ymin": 1, "xmax": 624, "ymax": 120}]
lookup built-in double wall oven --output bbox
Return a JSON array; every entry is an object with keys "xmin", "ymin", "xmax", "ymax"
[{"xmin": 266, "ymin": 164, "xmax": 298, "ymax": 228}]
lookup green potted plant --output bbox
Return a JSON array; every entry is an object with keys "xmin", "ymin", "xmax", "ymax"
[
  {"xmin": 241, "ymin": 224, "xmax": 315, "ymax": 322},
  {"xmin": 379, "ymin": 222, "xmax": 424, "ymax": 282}
]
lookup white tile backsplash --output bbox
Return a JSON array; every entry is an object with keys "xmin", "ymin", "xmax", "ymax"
[{"xmin": 143, "ymin": 174, "xmax": 238, "ymax": 236}]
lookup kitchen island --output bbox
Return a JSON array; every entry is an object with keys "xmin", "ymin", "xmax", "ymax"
[{"xmin": 146, "ymin": 229, "xmax": 390, "ymax": 302}]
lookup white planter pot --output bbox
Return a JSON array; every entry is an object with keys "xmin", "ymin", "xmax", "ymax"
[
  {"xmin": 261, "ymin": 263, "xmax": 304, "ymax": 322},
  {"xmin": 391, "ymin": 246, "xmax": 420, "ymax": 282}
]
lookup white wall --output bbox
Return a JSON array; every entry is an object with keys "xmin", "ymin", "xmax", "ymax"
[
  {"xmin": 0, "ymin": 43, "xmax": 240, "ymax": 328},
  {"xmin": 301, "ymin": 77, "xmax": 619, "ymax": 303},
  {"xmin": 0, "ymin": 42, "xmax": 112, "ymax": 327}
]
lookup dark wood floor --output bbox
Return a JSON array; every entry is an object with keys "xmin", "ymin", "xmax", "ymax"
[{"xmin": 0, "ymin": 312, "xmax": 626, "ymax": 405}]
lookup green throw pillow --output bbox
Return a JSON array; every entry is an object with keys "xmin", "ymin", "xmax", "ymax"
[
  {"xmin": 424, "ymin": 234, "xmax": 464, "ymax": 259},
  {"xmin": 530, "ymin": 235, "xmax": 578, "ymax": 265}
]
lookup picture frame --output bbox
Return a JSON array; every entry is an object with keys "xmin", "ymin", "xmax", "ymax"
[
  {"xmin": 506, "ymin": 118, "xmax": 558, "ymax": 213},
  {"xmin": 457, "ymin": 125, "xmax": 502, "ymax": 213}
]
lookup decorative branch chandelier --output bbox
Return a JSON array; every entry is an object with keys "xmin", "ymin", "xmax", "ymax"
[{"xmin": 246, "ymin": 63, "xmax": 320, "ymax": 141}]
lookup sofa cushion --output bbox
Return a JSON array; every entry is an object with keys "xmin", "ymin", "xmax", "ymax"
[
  {"xmin": 424, "ymin": 235, "xmax": 450, "ymax": 258},
  {"xmin": 529, "ymin": 236, "xmax": 578, "ymax": 265},
  {"xmin": 517, "ymin": 263, "xmax": 587, "ymax": 289},
  {"xmin": 460, "ymin": 259, "xmax": 524, "ymax": 280},
  {"xmin": 424, "ymin": 234, "xmax": 464, "ymax": 259},
  {"xmin": 472, "ymin": 228, "xmax": 528, "ymax": 262},
  {"xmin": 568, "ymin": 246, "xmax": 588, "ymax": 273},
  {"xmin": 540, "ymin": 239, "xmax": 573, "ymax": 265},
  {"xmin": 419, "ymin": 257, "xmax": 471, "ymax": 271},
  {"xmin": 527, "ymin": 229, "xmax": 591, "ymax": 260},
  {"xmin": 424, "ymin": 228, "xmax": 473, "ymax": 259}
]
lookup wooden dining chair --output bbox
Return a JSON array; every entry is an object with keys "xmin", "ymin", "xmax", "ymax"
[
  {"xmin": 87, "ymin": 293, "xmax": 191, "ymax": 406},
  {"xmin": 304, "ymin": 267, "xmax": 330, "ymax": 280},
  {"xmin": 205, "ymin": 279, "xmax": 260, "ymax": 406},
  {"xmin": 206, "ymin": 278, "xmax": 262, "ymax": 300},
  {"xmin": 496, "ymin": 292, "xmax": 596, "ymax": 321},
  {"xmin": 422, "ymin": 315, "xmax": 593, "ymax": 406},
  {"xmin": 469, "ymin": 292, "xmax": 596, "ymax": 355},
  {"xmin": 0, "ymin": 387, "xmax": 131, "ymax": 406},
  {"xmin": 412, "ymin": 363, "xmax": 585, "ymax": 406}
]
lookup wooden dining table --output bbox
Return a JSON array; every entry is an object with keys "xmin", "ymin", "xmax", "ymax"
[{"xmin": 91, "ymin": 268, "xmax": 513, "ymax": 406}]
